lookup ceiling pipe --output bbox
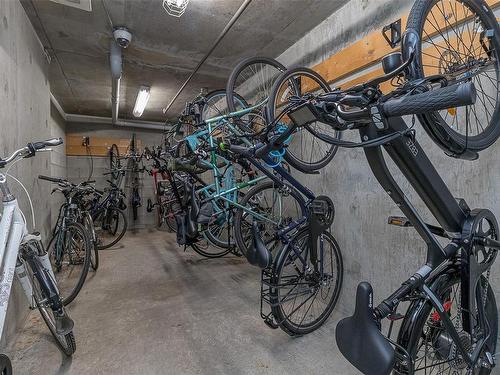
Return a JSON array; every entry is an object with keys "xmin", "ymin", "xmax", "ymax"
[
  {"xmin": 50, "ymin": 93, "xmax": 166, "ymax": 131},
  {"xmin": 109, "ymin": 39, "xmax": 122, "ymax": 124},
  {"xmin": 162, "ymin": 0, "xmax": 253, "ymax": 115}
]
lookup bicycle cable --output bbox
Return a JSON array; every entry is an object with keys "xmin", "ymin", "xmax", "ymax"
[{"xmin": 5, "ymin": 172, "xmax": 36, "ymax": 230}]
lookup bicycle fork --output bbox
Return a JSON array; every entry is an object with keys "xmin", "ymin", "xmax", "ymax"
[
  {"xmin": 16, "ymin": 238, "xmax": 73, "ymax": 334},
  {"xmin": 307, "ymin": 196, "xmax": 335, "ymax": 276}
]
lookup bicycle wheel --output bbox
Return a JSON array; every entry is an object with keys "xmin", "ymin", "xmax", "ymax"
[
  {"xmin": 27, "ymin": 258, "xmax": 76, "ymax": 355},
  {"xmin": 0, "ymin": 355, "xmax": 12, "ymax": 375},
  {"xmin": 94, "ymin": 207, "xmax": 128, "ymax": 249},
  {"xmin": 270, "ymin": 227, "xmax": 343, "ymax": 335},
  {"xmin": 407, "ymin": 0, "xmax": 500, "ymax": 153},
  {"xmin": 81, "ymin": 212, "xmax": 99, "ymax": 271},
  {"xmin": 397, "ymin": 273, "xmax": 497, "ymax": 374},
  {"xmin": 109, "ymin": 144, "xmax": 121, "ymax": 180},
  {"xmin": 233, "ymin": 180, "xmax": 306, "ymax": 257},
  {"xmin": 160, "ymin": 201, "xmax": 180, "ymax": 232},
  {"xmin": 267, "ymin": 67, "xmax": 341, "ymax": 172},
  {"xmin": 201, "ymin": 89, "xmax": 248, "ymax": 121},
  {"xmin": 132, "ymin": 197, "xmax": 139, "ymax": 221},
  {"xmin": 226, "ymin": 56, "xmax": 286, "ymax": 113},
  {"xmin": 47, "ymin": 222, "xmax": 91, "ymax": 306}
]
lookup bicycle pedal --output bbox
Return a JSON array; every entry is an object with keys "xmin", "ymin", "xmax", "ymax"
[{"xmin": 388, "ymin": 216, "xmax": 412, "ymax": 227}]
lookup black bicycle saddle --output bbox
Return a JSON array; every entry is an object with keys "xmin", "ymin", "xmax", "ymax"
[
  {"xmin": 245, "ymin": 221, "xmax": 272, "ymax": 269},
  {"xmin": 335, "ymin": 282, "xmax": 395, "ymax": 375}
]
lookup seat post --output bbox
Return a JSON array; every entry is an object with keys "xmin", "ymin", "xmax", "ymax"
[{"xmin": 0, "ymin": 174, "xmax": 14, "ymax": 202}]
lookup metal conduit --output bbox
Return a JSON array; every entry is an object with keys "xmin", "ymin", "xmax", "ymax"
[{"xmin": 162, "ymin": 0, "xmax": 253, "ymax": 116}]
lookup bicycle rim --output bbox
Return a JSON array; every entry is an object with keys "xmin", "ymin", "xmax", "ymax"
[
  {"xmin": 408, "ymin": 0, "xmax": 500, "ymax": 151},
  {"xmin": 271, "ymin": 229, "xmax": 343, "ymax": 335},
  {"xmin": 49, "ymin": 223, "xmax": 91, "ymax": 305}
]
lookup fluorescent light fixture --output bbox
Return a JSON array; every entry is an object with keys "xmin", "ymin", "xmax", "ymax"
[
  {"xmin": 162, "ymin": 0, "xmax": 189, "ymax": 17},
  {"xmin": 133, "ymin": 86, "xmax": 151, "ymax": 118}
]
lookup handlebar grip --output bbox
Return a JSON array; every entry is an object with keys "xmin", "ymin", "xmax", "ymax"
[
  {"xmin": 382, "ymin": 82, "xmax": 476, "ymax": 117},
  {"xmin": 32, "ymin": 137, "xmax": 64, "ymax": 150},
  {"xmin": 38, "ymin": 175, "xmax": 64, "ymax": 183}
]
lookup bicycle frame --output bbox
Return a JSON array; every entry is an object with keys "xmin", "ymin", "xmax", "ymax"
[
  {"xmin": 0, "ymin": 175, "xmax": 58, "ymax": 340},
  {"xmin": 186, "ymin": 100, "xmax": 312, "ymax": 227},
  {"xmin": 360, "ymin": 115, "xmax": 492, "ymax": 370}
]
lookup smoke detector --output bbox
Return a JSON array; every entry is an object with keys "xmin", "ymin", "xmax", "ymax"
[{"xmin": 49, "ymin": 0, "xmax": 92, "ymax": 12}]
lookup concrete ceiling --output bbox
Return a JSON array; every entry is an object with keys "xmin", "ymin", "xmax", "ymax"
[{"xmin": 22, "ymin": 0, "xmax": 349, "ymax": 122}]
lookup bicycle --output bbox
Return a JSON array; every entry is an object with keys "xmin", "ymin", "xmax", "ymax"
[
  {"xmin": 145, "ymin": 146, "xmax": 185, "ymax": 232},
  {"xmin": 87, "ymin": 173, "xmax": 128, "ymax": 250},
  {"xmin": 41, "ymin": 176, "xmax": 93, "ymax": 306},
  {"xmin": 145, "ymin": 146, "xmax": 229, "ymax": 258},
  {"xmin": 127, "ymin": 134, "xmax": 143, "ymax": 221},
  {"xmin": 0, "ymin": 138, "xmax": 76, "ymax": 372},
  {"xmin": 266, "ymin": 0, "xmax": 500, "ymax": 371},
  {"xmin": 171, "ymin": 100, "xmax": 345, "ymax": 335},
  {"xmin": 40, "ymin": 176, "xmax": 99, "ymax": 271}
]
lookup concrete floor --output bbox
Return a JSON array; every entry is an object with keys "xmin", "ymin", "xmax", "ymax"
[{"xmin": 9, "ymin": 229, "xmax": 357, "ymax": 375}]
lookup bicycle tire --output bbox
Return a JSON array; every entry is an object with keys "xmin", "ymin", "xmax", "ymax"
[
  {"xmin": 95, "ymin": 207, "xmax": 128, "ymax": 250},
  {"xmin": 0, "ymin": 354, "xmax": 12, "ymax": 375},
  {"xmin": 233, "ymin": 180, "xmax": 306, "ymax": 257},
  {"xmin": 201, "ymin": 89, "xmax": 248, "ymax": 121},
  {"xmin": 109, "ymin": 144, "xmax": 121, "ymax": 180},
  {"xmin": 267, "ymin": 67, "xmax": 340, "ymax": 172},
  {"xmin": 397, "ymin": 272, "xmax": 497, "ymax": 374},
  {"xmin": 226, "ymin": 56, "xmax": 286, "ymax": 113},
  {"xmin": 190, "ymin": 239, "xmax": 232, "ymax": 258},
  {"xmin": 132, "ymin": 201, "xmax": 138, "ymax": 221},
  {"xmin": 270, "ymin": 227, "xmax": 343, "ymax": 335},
  {"xmin": 407, "ymin": 0, "xmax": 500, "ymax": 153},
  {"xmin": 47, "ymin": 221, "xmax": 91, "ymax": 306},
  {"xmin": 81, "ymin": 212, "xmax": 99, "ymax": 271}
]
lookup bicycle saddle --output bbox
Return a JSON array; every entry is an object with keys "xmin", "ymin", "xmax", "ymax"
[
  {"xmin": 335, "ymin": 282, "xmax": 395, "ymax": 375},
  {"xmin": 245, "ymin": 221, "xmax": 272, "ymax": 269},
  {"xmin": 189, "ymin": 187, "xmax": 200, "ymax": 222}
]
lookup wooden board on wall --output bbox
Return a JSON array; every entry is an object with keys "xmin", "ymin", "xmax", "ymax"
[
  {"xmin": 66, "ymin": 135, "xmax": 142, "ymax": 156},
  {"xmin": 310, "ymin": 0, "xmax": 500, "ymax": 90}
]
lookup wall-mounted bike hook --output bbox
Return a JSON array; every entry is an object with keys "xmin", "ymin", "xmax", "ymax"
[{"xmin": 382, "ymin": 19, "xmax": 402, "ymax": 49}]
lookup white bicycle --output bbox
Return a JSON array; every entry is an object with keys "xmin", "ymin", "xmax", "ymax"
[{"xmin": 0, "ymin": 138, "xmax": 76, "ymax": 373}]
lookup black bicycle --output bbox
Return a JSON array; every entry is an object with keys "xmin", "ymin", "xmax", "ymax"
[
  {"xmin": 87, "ymin": 174, "xmax": 128, "ymax": 250},
  {"xmin": 267, "ymin": 0, "xmax": 500, "ymax": 372},
  {"xmin": 39, "ymin": 175, "xmax": 94, "ymax": 306}
]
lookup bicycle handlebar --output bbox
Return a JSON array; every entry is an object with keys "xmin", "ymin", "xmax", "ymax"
[
  {"xmin": 32, "ymin": 137, "xmax": 63, "ymax": 150},
  {"xmin": 0, "ymin": 138, "xmax": 63, "ymax": 167},
  {"xmin": 38, "ymin": 175, "xmax": 65, "ymax": 184},
  {"xmin": 382, "ymin": 82, "xmax": 476, "ymax": 118},
  {"xmin": 221, "ymin": 118, "xmax": 299, "ymax": 160}
]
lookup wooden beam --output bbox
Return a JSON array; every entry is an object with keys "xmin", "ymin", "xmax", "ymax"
[
  {"xmin": 311, "ymin": 0, "xmax": 500, "ymax": 86},
  {"xmin": 66, "ymin": 135, "xmax": 142, "ymax": 157}
]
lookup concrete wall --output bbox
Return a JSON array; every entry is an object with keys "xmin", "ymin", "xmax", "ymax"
[
  {"xmin": 277, "ymin": 0, "xmax": 500, "ymax": 347},
  {"xmin": 66, "ymin": 123, "xmax": 164, "ymax": 229},
  {"xmin": 0, "ymin": 0, "xmax": 66, "ymax": 348}
]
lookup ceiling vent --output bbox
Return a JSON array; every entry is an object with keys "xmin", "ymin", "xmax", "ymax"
[{"xmin": 49, "ymin": 0, "xmax": 92, "ymax": 12}]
